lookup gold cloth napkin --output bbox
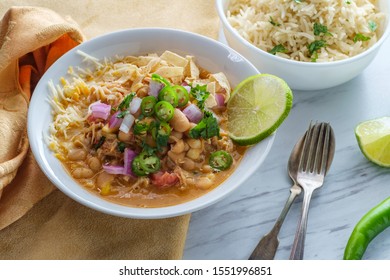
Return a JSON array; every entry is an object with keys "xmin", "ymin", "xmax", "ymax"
[{"xmin": 0, "ymin": 0, "xmax": 219, "ymax": 259}]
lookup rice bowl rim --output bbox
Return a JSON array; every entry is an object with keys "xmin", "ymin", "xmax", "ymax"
[{"xmin": 216, "ymin": 0, "xmax": 390, "ymax": 67}]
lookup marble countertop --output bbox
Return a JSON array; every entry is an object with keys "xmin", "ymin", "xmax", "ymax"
[{"xmin": 183, "ymin": 32, "xmax": 390, "ymax": 260}]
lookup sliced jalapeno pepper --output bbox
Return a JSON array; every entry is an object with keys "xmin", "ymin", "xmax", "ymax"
[
  {"xmin": 209, "ymin": 150, "xmax": 233, "ymax": 171},
  {"xmin": 344, "ymin": 196, "xmax": 390, "ymax": 260},
  {"xmin": 131, "ymin": 151, "xmax": 161, "ymax": 176},
  {"xmin": 154, "ymin": 101, "xmax": 175, "ymax": 122},
  {"xmin": 141, "ymin": 96, "xmax": 157, "ymax": 116},
  {"xmin": 172, "ymin": 85, "xmax": 189, "ymax": 107},
  {"xmin": 151, "ymin": 73, "xmax": 171, "ymax": 86},
  {"xmin": 133, "ymin": 120, "xmax": 150, "ymax": 135},
  {"xmin": 151, "ymin": 122, "xmax": 171, "ymax": 140},
  {"xmin": 158, "ymin": 86, "xmax": 179, "ymax": 107},
  {"xmin": 131, "ymin": 155, "xmax": 147, "ymax": 176},
  {"xmin": 150, "ymin": 122, "xmax": 171, "ymax": 150}
]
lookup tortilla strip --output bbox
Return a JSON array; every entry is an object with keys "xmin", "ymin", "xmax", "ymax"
[
  {"xmin": 154, "ymin": 66, "xmax": 184, "ymax": 78},
  {"xmin": 160, "ymin": 51, "xmax": 188, "ymax": 67}
]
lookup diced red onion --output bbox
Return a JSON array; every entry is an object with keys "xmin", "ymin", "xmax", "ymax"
[
  {"xmin": 183, "ymin": 103, "xmax": 203, "ymax": 124},
  {"xmin": 148, "ymin": 80, "xmax": 163, "ymax": 98},
  {"xmin": 103, "ymin": 164, "xmax": 124, "ymax": 175},
  {"xmin": 89, "ymin": 101, "xmax": 111, "ymax": 120},
  {"xmin": 181, "ymin": 81, "xmax": 189, "ymax": 87},
  {"xmin": 183, "ymin": 85, "xmax": 191, "ymax": 93},
  {"xmin": 119, "ymin": 113, "xmax": 135, "ymax": 133},
  {"xmin": 215, "ymin": 93, "xmax": 225, "ymax": 107},
  {"xmin": 123, "ymin": 148, "xmax": 137, "ymax": 176},
  {"xmin": 130, "ymin": 97, "xmax": 142, "ymax": 114},
  {"xmin": 108, "ymin": 111, "xmax": 123, "ymax": 129}
]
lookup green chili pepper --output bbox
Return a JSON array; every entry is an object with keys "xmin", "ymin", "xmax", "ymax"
[
  {"xmin": 151, "ymin": 73, "xmax": 171, "ymax": 86},
  {"xmin": 133, "ymin": 120, "xmax": 149, "ymax": 135},
  {"xmin": 154, "ymin": 101, "xmax": 174, "ymax": 122},
  {"xmin": 172, "ymin": 85, "xmax": 189, "ymax": 107},
  {"xmin": 209, "ymin": 150, "xmax": 233, "ymax": 171},
  {"xmin": 150, "ymin": 122, "xmax": 171, "ymax": 151},
  {"xmin": 131, "ymin": 151, "xmax": 161, "ymax": 176},
  {"xmin": 158, "ymin": 86, "xmax": 179, "ymax": 107},
  {"xmin": 344, "ymin": 196, "xmax": 390, "ymax": 260},
  {"xmin": 141, "ymin": 96, "xmax": 157, "ymax": 116}
]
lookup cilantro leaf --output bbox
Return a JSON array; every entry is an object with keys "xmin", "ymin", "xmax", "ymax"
[
  {"xmin": 313, "ymin": 22, "xmax": 332, "ymax": 37},
  {"xmin": 268, "ymin": 44, "xmax": 288, "ymax": 55},
  {"xmin": 308, "ymin": 40, "xmax": 327, "ymax": 54},
  {"xmin": 190, "ymin": 84, "xmax": 210, "ymax": 111},
  {"xmin": 118, "ymin": 93, "xmax": 136, "ymax": 111},
  {"xmin": 353, "ymin": 33, "xmax": 371, "ymax": 43},
  {"xmin": 117, "ymin": 142, "xmax": 126, "ymax": 152},
  {"xmin": 368, "ymin": 20, "xmax": 377, "ymax": 32},
  {"xmin": 269, "ymin": 17, "xmax": 281, "ymax": 27},
  {"xmin": 117, "ymin": 110, "xmax": 129, "ymax": 119},
  {"xmin": 93, "ymin": 136, "xmax": 106, "ymax": 150},
  {"xmin": 142, "ymin": 141, "xmax": 157, "ymax": 156},
  {"xmin": 189, "ymin": 111, "xmax": 220, "ymax": 139}
]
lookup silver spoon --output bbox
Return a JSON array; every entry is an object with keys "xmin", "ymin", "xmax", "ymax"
[
  {"xmin": 248, "ymin": 134, "xmax": 304, "ymax": 260},
  {"xmin": 249, "ymin": 126, "xmax": 334, "ymax": 260}
]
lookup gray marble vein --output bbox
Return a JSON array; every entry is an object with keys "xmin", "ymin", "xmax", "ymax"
[{"xmin": 183, "ymin": 31, "xmax": 390, "ymax": 260}]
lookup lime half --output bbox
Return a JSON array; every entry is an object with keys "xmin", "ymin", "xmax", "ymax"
[
  {"xmin": 355, "ymin": 117, "xmax": 390, "ymax": 167},
  {"xmin": 227, "ymin": 74, "xmax": 293, "ymax": 145}
]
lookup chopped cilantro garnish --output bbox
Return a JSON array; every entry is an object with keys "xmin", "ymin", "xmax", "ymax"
[
  {"xmin": 268, "ymin": 44, "xmax": 288, "ymax": 55},
  {"xmin": 345, "ymin": 0, "xmax": 351, "ymax": 4},
  {"xmin": 93, "ymin": 136, "xmax": 106, "ymax": 150},
  {"xmin": 368, "ymin": 20, "xmax": 377, "ymax": 32},
  {"xmin": 189, "ymin": 111, "xmax": 220, "ymax": 139},
  {"xmin": 269, "ymin": 17, "xmax": 281, "ymax": 27},
  {"xmin": 142, "ymin": 141, "xmax": 158, "ymax": 156},
  {"xmin": 117, "ymin": 110, "xmax": 129, "ymax": 119},
  {"xmin": 313, "ymin": 22, "xmax": 332, "ymax": 37},
  {"xmin": 353, "ymin": 33, "xmax": 371, "ymax": 43},
  {"xmin": 117, "ymin": 142, "xmax": 126, "ymax": 152},
  {"xmin": 117, "ymin": 93, "xmax": 135, "ymax": 111},
  {"xmin": 308, "ymin": 40, "xmax": 327, "ymax": 54},
  {"xmin": 311, "ymin": 52, "xmax": 319, "ymax": 62},
  {"xmin": 190, "ymin": 84, "xmax": 210, "ymax": 111}
]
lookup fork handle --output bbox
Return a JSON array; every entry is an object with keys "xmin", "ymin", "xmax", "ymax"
[
  {"xmin": 249, "ymin": 184, "xmax": 300, "ymax": 260},
  {"xmin": 289, "ymin": 189, "xmax": 313, "ymax": 260}
]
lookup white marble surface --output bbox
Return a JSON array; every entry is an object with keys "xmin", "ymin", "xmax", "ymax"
[{"xmin": 183, "ymin": 32, "xmax": 390, "ymax": 260}]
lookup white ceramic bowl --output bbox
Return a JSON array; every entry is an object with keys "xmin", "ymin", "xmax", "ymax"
[
  {"xmin": 216, "ymin": 0, "xmax": 390, "ymax": 91},
  {"xmin": 28, "ymin": 28, "xmax": 274, "ymax": 219}
]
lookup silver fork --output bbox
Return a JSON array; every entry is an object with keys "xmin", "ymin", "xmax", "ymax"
[{"xmin": 289, "ymin": 122, "xmax": 334, "ymax": 260}]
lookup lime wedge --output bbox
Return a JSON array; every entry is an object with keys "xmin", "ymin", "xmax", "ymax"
[
  {"xmin": 227, "ymin": 74, "xmax": 293, "ymax": 145},
  {"xmin": 355, "ymin": 117, "xmax": 390, "ymax": 167}
]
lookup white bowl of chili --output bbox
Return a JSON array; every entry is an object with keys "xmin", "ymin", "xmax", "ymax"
[
  {"xmin": 28, "ymin": 28, "xmax": 274, "ymax": 219},
  {"xmin": 216, "ymin": 0, "xmax": 390, "ymax": 91}
]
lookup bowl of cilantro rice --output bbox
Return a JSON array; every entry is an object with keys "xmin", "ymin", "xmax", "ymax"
[{"xmin": 216, "ymin": 0, "xmax": 389, "ymax": 90}]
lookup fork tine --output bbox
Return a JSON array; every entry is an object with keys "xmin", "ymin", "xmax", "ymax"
[
  {"xmin": 313, "ymin": 123, "xmax": 326, "ymax": 174},
  {"xmin": 305, "ymin": 122, "xmax": 320, "ymax": 172},
  {"xmin": 299, "ymin": 122, "xmax": 314, "ymax": 172},
  {"xmin": 320, "ymin": 123, "xmax": 331, "ymax": 176}
]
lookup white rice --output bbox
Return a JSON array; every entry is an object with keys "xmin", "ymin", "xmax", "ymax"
[{"xmin": 227, "ymin": 0, "xmax": 386, "ymax": 62}]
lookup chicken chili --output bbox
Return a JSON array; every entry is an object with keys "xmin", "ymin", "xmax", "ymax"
[{"xmin": 48, "ymin": 50, "xmax": 246, "ymax": 207}]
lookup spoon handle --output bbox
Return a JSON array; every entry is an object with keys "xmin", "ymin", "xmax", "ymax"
[{"xmin": 249, "ymin": 184, "xmax": 300, "ymax": 260}]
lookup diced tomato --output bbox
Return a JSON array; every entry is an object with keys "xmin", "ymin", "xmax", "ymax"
[{"xmin": 150, "ymin": 172, "xmax": 179, "ymax": 189}]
